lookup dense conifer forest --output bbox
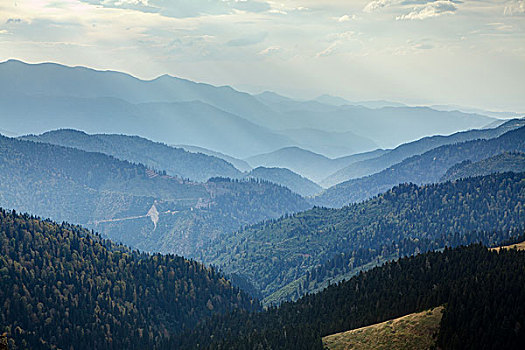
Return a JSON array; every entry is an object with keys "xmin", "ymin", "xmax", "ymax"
[
  {"xmin": 0, "ymin": 209, "xmax": 258, "ymax": 349},
  {"xmin": 3, "ymin": 207, "xmax": 524, "ymax": 349},
  {"xmin": 175, "ymin": 244, "xmax": 525, "ymax": 349},
  {"xmin": 205, "ymin": 171, "xmax": 525, "ymax": 302}
]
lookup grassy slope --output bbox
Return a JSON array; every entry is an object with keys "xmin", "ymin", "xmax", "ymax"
[
  {"xmin": 323, "ymin": 306, "xmax": 444, "ymax": 350},
  {"xmin": 490, "ymin": 241, "xmax": 525, "ymax": 252}
]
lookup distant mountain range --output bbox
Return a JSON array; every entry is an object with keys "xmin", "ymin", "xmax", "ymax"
[
  {"xmin": 321, "ymin": 118, "xmax": 525, "ymax": 187},
  {"xmin": 315, "ymin": 125, "xmax": 525, "ymax": 208},
  {"xmin": 246, "ymin": 147, "xmax": 388, "ymax": 184},
  {"xmin": 0, "ymin": 59, "xmax": 497, "ymax": 158}
]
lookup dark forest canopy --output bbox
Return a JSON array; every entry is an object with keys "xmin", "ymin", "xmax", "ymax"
[
  {"xmin": 1, "ymin": 209, "xmax": 525, "ymax": 349},
  {"xmin": 0, "ymin": 209, "xmax": 258, "ymax": 349},
  {"xmin": 204, "ymin": 171, "xmax": 525, "ymax": 303},
  {"xmin": 175, "ymin": 244, "xmax": 525, "ymax": 350}
]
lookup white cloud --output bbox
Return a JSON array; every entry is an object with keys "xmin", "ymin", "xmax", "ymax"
[
  {"xmin": 337, "ymin": 14, "xmax": 356, "ymax": 22},
  {"xmin": 258, "ymin": 46, "xmax": 280, "ymax": 55},
  {"xmin": 504, "ymin": 0, "xmax": 525, "ymax": 15},
  {"xmin": 316, "ymin": 42, "xmax": 338, "ymax": 57},
  {"xmin": 396, "ymin": 1, "xmax": 457, "ymax": 20},
  {"xmin": 317, "ymin": 31, "xmax": 356, "ymax": 57},
  {"xmin": 1, "ymin": 0, "xmax": 524, "ymax": 111},
  {"xmin": 363, "ymin": 0, "xmax": 395, "ymax": 13}
]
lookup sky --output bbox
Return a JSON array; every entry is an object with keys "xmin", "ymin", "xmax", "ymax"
[{"xmin": 0, "ymin": 0, "xmax": 524, "ymax": 111}]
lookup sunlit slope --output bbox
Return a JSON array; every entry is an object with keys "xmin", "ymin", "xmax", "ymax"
[{"xmin": 323, "ymin": 306, "xmax": 444, "ymax": 350}]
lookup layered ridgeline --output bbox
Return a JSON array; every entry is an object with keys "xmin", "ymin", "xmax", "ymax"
[
  {"xmin": 21, "ymin": 129, "xmax": 242, "ymax": 182},
  {"xmin": 315, "ymin": 125, "xmax": 525, "ymax": 208},
  {"xmin": 203, "ymin": 172, "xmax": 525, "ymax": 303},
  {"xmin": 176, "ymin": 245, "xmax": 525, "ymax": 349},
  {"xmin": 22, "ymin": 130, "xmax": 321, "ymax": 197},
  {"xmin": 0, "ymin": 135, "xmax": 310, "ymax": 258},
  {"xmin": 245, "ymin": 167, "xmax": 323, "ymax": 197},
  {"xmin": 177, "ymin": 144, "xmax": 252, "ymax": 172},
  {"xmin": 0, "ymin": 60, "xmax": 495, "ymax": 158},
  {"xmin": 246, "ymin": 147, "xmax": 388, "ymax": 184},
  {"xmin": 0, "ymin": 209, "xmax": 258, "ymax": 350},
  {"xmin": 321, "ymin": 118, "xmax": 525, "ymax": 187},
  {"xmin": 441, "ymin": 152, "xmax": 525, "ymax": 182}
]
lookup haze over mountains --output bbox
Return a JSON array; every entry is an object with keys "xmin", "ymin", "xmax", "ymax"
[
  {"xmin": 321, "ymin": 118, "xmax": 525, "ymax": 187},
  {"xmin": 1, "ymin": 59, "xmax": 497, "ymax": 159},
  {"xmin": 2, "ymin": 58, "xmax": 525, "ymax": 350},
  {"xmin": 315, "ymin": 124, "xmax": 525, "ymax": 208}
]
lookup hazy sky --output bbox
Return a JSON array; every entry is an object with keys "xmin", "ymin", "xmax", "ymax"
[{"xmin": 1, "ymin": 0, "xmax": 524, "ymax": 111}]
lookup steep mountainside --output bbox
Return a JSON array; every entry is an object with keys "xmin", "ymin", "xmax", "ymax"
[
  {"xmin": 322, "ymin": 118, "xmax": 525, "ymax": 187},
  {"xmin": 177, "ymin": 144, "xmax": 252, "ymax": 172},
  {"xmin": 21, "ymin": 129, "xmax": 242, "ymax": 182},
  {"xmin": 203, "ymin": 172, "xmax": 525, "ymax": 302},
  {"xmin": 245, "ymin": 167, "xmax": 322, "ymax": 197},
  {"xmin": 441, "ymin": 152, "xmax": 525, "ymax": 182},
  {"xmin": 0, "ymin": 209, "xmax": 258, "ymax": 350},
  {"xmin": 0, "ymin": 136, "xmax": 310, "ymax": 258},
  {"xmin": 246, "ymin": 147, "xmax": 387, "ymax": 183},
  {"xmin": 316, "ymin": 125, "xmax": 525, "ymax": 208},
  {"xmin": 177, "ymin": 245, "xmax": 525, "ymax": 349}
]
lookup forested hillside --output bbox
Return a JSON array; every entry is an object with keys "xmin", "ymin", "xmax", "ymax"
[
  {"xmin": 204, "ymin": 172, "xmax": 525, "ymax": 302},
  {"xmin": 245, "ymin": 167, "xmax": 322, "ymax": 197},
  {"xmin": 21, "ymin": 129, "xmax": 242, "ymax": 182},
  {"xmin": 176, "ymin": 245, "xmax": 525, "ymax": 349},
  {"xmin": 315, "ymin": 125, "xmax": 525, "ymax": 208},
  {"xmin": 0, "ymin": 136, "xmax": 310, "ymax": 258},
  {"xmin": 321, "ymin": 118, "xmax": 525, "ymax": 187},
  {"xmin": 441, "ymin": 152, "xmax": 525, "ymax": 181},
  {"xmin": 0, "ymin": 209, "xmax": 258, "ymax": 350}
]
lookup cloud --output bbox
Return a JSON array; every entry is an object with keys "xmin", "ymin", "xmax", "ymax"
[
  {"xmin": 316, "ymin": 42, "xmax": 339, "ymax": 57},
  {"xmin": 364, "ymin": 0, "xmax": 395, "ymax": 13},
  {"xmin": 504, "ymin": 0, "xmax": 525, "ymax": 15},
  {"xmin": 79, "ymin": 0, "xmax": 271, "ymax": 18},
  {"xmin": 396, "ymin": 1, "xmax": 457, "ymax": 20},
  {"xmin": 337, "ymin": 14, "xmax": 356, "ymax": 22},
  {"xmin": 232, "ymin": 0, "xmax": 271, "ymax": 13},
  {"xmin": 226, "ymin": 32, "xmax": 267, "ymax": 47},
  {"xmin": 258, "ymin": 46, "xmax": 281, "ymax": 55},
  {"xmin": 414, "ymin": 43, "xmax": 434, "ymax": 49},
  {"xmin": 268, "ymin": 9, "xmax": 287, "ymax": 15},
  {"xmin": 317, "ymin": 31, "xmax": 356, "ymax": 57},
  {"xmin": 328, "ymin": 31, "xmax": 355, "ymax": 41}
]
